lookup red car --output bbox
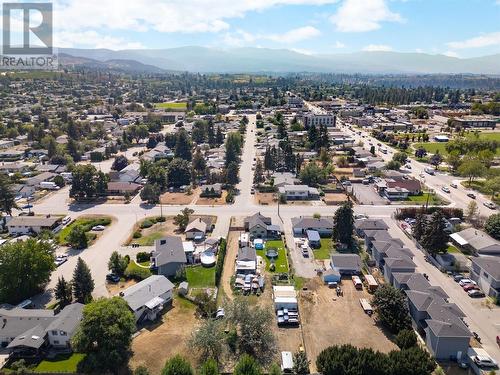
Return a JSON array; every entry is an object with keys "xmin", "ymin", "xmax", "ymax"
[{"xmin": 463, "ymin": 284, "xmax": 479, "ymax": 292}]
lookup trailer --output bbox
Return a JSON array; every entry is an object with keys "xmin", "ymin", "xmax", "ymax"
[
  {"xmin": 352, "ymin": 275, "xmax": 363, "ymax": 290},
  {"xmin": 359, "ymin": 298, "xmax": 373, "ymax": 315},
  {"xmin": 365, "ymin": 274, "xmax": 378, "ymax": 292}
]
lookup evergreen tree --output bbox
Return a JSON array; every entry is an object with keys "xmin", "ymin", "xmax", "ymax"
[
  {"xmin": 225, "ymin": 161, "xmax": 240, "ymax": 186},
  {"xmin": 174, "ymin": 129, "xmax": 192, "ymax": 161},
  {"xmin": 140, "ymin": 183, "xmax": 160, "ymax": 204},
  {"xmin": 0, "ymin": 174, "xmax": 16, "ymax": 216},
  {"xmin": 372, "ymin": 285, "xmax": 412, "ymax": 334},
  {"xmin": 293, "ymin": 351, "xmax": 310, "ymax": 374},
  {"xmin": 307, "ymin": 125, "xmax": 318, "ymax": 150},
  {"xmin": 199, "ymin": 359, "xmax": 219, "ymax": 375},
  {"xmin": 234, "ymin": 355, "xmax": 261, "ymax": 375},
  {"xmin": 412, "ymin": 213, "xmax": 428, "ymax": 242},
  {"xmin": 161, "ymin": 355, "xmax": 194, "ymax": 375},
  {"xmin": 192, "ymin": 148, "xmax": 207, "ymax": 174},
  {"xmin": 72, "ymin": 257, "xmax": 94, "ymax": 303},
  {"xmin": 332, "ymin": 201, "xmax": 354, "ymax": 247},
  {"xmin": 207, "ymin": 121, "xmax": 215, "ymax": 147},
  {"xmin": 55, "ymin": 276, "xmax": 72, "ymax": 308},
  {"xmin": 420, "ymin": 210, "xmax": 449, "ymax": 255},
  {"xmin": 215, "ymin": 126, "xmax": 224, "ymax": 145},
  {"xmin": 253, "ymin": 159, "xmax": 265, "ymax": 184}
]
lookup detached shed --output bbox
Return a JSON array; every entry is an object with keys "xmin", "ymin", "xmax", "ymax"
[
  {"xmin": 323, "ymin": 269, "xmax": 341, "ymax": 284},
  {"xmin": 306, "ymin": 230, "xmax": 321, "ymax": 248}
]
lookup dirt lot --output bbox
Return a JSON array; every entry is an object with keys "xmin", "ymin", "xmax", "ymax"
[
  {"xmin": 194, "ymin": 190, "xmax": 228, "ymax": 206},
  {"xmin": 106, "ymin": 279, "xmax": 137, "ymax": 295},
  {"xmin": 130, "ymin": 296, "xmax": 200, "ymax": 375},
  {"xmin": 255, "ymin": 192, "xmax": 277, "ymax": 205},
  {"xmin": 323, "ymin": 193, "xmax": 349, "ymax": 205},
  {"xmin": 300, "ymin": 278, "xmax": 397, "ymax": 372},
  {"xmin": 218, "ymin": 229, "xmax": 239, "ymax": 302},
  {"xmin": 160, "ymin": 191, "xmax": 195, "ymax": 205}
]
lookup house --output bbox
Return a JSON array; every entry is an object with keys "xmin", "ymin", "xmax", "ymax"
[
  {"xmin": 306, "ymin": 230, "xmax": 321, "ymax": 248},
  {"xmin": 108, "ymin": 166, "xmax": 141, "ymax": 183},
  {"xmin": 199, "ymin": 183, "xmax": 222, "ymax": 198},
  {"xmin": 330, "ymin": 254, "xmax": 362, "ymax": 275},
  {"xmin": 278, "ymin": 185, "xmax": 319, "ymax": 200},
  {"xmin": 121, "ymin": 275, "xmax": 174, "ymax": 323},
  {"xmin": 0, "ymin": 303, "xmax": 83, "ymax": 355},
  {"xmin": 272, "ymin": 172, "xmax": 298, "ymax": 188},
  {"xmin": 370, "ymin": 239, "xmax": 409, "ymax": 267},
  {"xmin": 273, "ymin": 285, "xmax": 298, "ymax": 311},
  {"xmin": 393, "ymin": 273, "xmax": 448, "ymax": 300},
  {"xmin": 450, "ymin": 228, "xmax": 500, "ymax": 256},
  {"xmin": 406, "ymin": 290, "xmax": 470, "ymax": 360},
  {"xmin": 106, "ymin": 181, "xmax": 142, "ymax": 196},
  {"xmin": 470, "ymin": 257, "xmax": 500, "ymax": 299},
  {"xmin": 142, "ymin": 144, "xmax": 174, "ymax": 162},
  {"xmin": 185, "ymin": 218, "xmax": 207, "ymax": 240},
  {"xmin": 151, "ymin": 236, "xmax": 187, "ymax": 277},
  {"xmin": 35, "ymin": 164, "xmax": 67, "ymax": 174},
  {"xmin": 6, "ymin": 215, "xmax": 63, "ymax": 235},
  {"xmin": 25, "ymin": 172, "xmax": 56, "ymax": 187},
  {"xmin": 364, "ymin": 230, "xmax": 399, "ymax": 250},
  {"xmin": 244, "ymin": 212, "xmax": 280, "ymax": 239},
  {"xmin": 383, "ymin": 256, "xmax": 416, "ymax": 284},
  {"xmin": 292, "ymin": 216, "xmax": 334, "ymax": 237},
  {"xmin": 354, "ymin": 219, "xmax": 389, "ymax": 237},
  {"xmin": 236, "ymin": 246, "xmax": 257, "ymax": 275},
  {"xmin": 10, "ymin": 184, "xmax": 35, "ymax": 199}
]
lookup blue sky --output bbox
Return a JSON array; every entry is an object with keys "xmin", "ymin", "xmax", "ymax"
[{"xmin": 36, "ymin": 0, "xmax": 500, "ymax": 57}]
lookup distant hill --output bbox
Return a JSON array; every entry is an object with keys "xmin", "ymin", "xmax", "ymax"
[
  {"xmin": 58, "ymin": 53, "xmax": 166, "ymax": 73},
  {"xmin": 59, "ymin": 47, "xmax": 500, "ymax": 75}
]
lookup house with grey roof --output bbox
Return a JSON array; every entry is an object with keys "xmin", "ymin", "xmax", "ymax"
[
  {"xmin": 151, "ymin": 236, "xmax": 187, "ymax": 277},
  {"xmin": 244, "ymin": 212, "xmax": 280, "ymax": 239},
  {"xmin": 393, "ymin": 273, "xmax": 449, "ymax": 300},
  {"xmin": 383, "ymin": 256, "xmax": 416, "ymax": 284},
  {"xmin": 121, "ymin": 275, "xmax": 174, "ymax": 323},
  {"xmin": 450, "ymin": 228, "xmax": 500, "ymax": 256},
  {"xmin": 272, "ymin": 172, "xmax": 298, "ymax": 188},
  {"xmin": 470, "ymin": 257, "xmax": 500, "ymax": 299},
  {"xmin": 354, "ymin": 219, "xmax": 389, "ymax": 237},
  {"xmin": 278, "ymin": 185, "xmax": 320, "ymax": 200},
  {"xmin": 291, "ymin": 216, "xmax": 334, "ymax": 237},
  {"xmin": 364, "ymin": 229, "xmax": 398, "ymax": 250},
  {"xmin": 236, "ymin": 246, "xmax": 257, "ymax": 274},
  {"xmin": 185, "ymin": 218, "xmax": 208, "ymax": 240},
  {"xmin": 371, "ymin": 240, "xmax": 412, "ymax": 267},
  {"xmin": 6, "ymin": 215, "xmax": 63, "ymax": 235},
  {"xmin": 0, "ymin": 303, "xmax": 83, "ymax": 355},
  {"xmin": 330, "ymin": 254, "xmax": 361, "ymax": 275}
]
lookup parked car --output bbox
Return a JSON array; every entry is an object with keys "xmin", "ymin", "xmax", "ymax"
[
  {"xmin": 468, "ymin": 289, "xmax": 485, "ymax": 298},
  {"xmin": 463, "ymin": 284, "xmax": 479, "ymax": 292},
  {"xmin": 106, "ymin": 273, "xmax": 120, "ymax": 283},
  {"xmin": 301, "ymin": 248, "xmax": 309, "ymax": 258},
  {"xmin": 484, "ymin": 201, "xmax": 497, "ymax": 210},
  {"xmin": 441, "ymin": 186, "xmax": 450, "ymax": 193},
  {"xmin": 453, "ymin": 274, "xmax": 465, "ymax": 282},
  {"xmin": 91, "ymin": 225, "xmax": 106, "ymax": 231},
  {"xmin": 459, "ymin": 279, "xmax": 476, "ymax": 286},
  {"xmin": 473, "ymin": 355, "xmax": 497, "ymax": 368},
  {"xmin": 466, "ymin": 192, "xmax": 476, "ymax": 199},
  {"xmin": 54, "ymin": 255, "xmax": 68, "ymax": 267},
  {"xmin": 450, "ymin": 182, "xmax": 458, "ymax": 189}
]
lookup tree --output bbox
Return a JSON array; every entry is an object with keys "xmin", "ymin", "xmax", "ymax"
[
  {"xmin": 72, "ymin": 257, "xmax": 94, "ymax": 303},
  {"xmin": 372, "ymin": 285, "xmax": 411, "ymax": 334},
  {"xmin": 0, "ymin": 239, "xmax": 55, "ymax": 304},
  {"xmin": 70, "ymin": 164, "xmax": 98, "ymax": 200},
  {"xmin": 55, "ymin": 276, "xmax": 72, "ymax": 308},
  {"xmin": 0, "ymin": 174, "xmax": 17, "ymax": 215},
  {"xmin": 148, "ymin": 164, "xmax": 168, "ymax": 191},
  {"xmin": 192, "ymin": 148, "xmax": 207, "ymax": 174},
  {"xmin": 225, "ymin": 161, "xmax": 240, "ymax": 186},
  {"xmin": 390, "ymin": 327, "xmax": 417, "ymax": 351},
  {"xmin": 392, "ymin": 152, "xmax": 408, "ymax": 165},
  {"xmin": 108, "ymin": 251, "xmax": 128, "ymax": 276},
  {"xmin": 199, "ymin": 359, "xmax": 219, "ymax": 375},
  {"xmin": 299, "ymin": 162, "xmax": 329, "ymax": 186},
  {"xmin": 293, "ymin": 351, "xmax": 310, "ymax": 374},
  {"xmin": 484, "ymin": 176, "xmax": 500, "ymax": 200},
  {"xmin": 412, "ymin": 214, "xmax": 428, "ymax": 242},
  {"xmin": 269, "ymin": 363, "xmax": 282, "ymax": 375},
  {"xmin": 96, "ymin": 171, "xmax": 108, "ymax": 196},
  {"xmin": 190, "ymin": 319, "xmax": 225, "ymax": 361},
  {"xmin": 465, "ymin": 200, "xmax": 479, "ymax": 223},
  {"xmin": 140, "ymin": 183, "xmax": 160, "ymax": 204},
  {"xmin": 430, "ymin": 152, "xmax": 443, "ymax": 168},
  {"xmin": 332, "ymin": 201, "xmax": 354, "ymax": 247},
  {"xmin": 174, "ymin": 208, "xmax": 194, "ymax": 231},
  {"xmin": 53, "ymin": 175, "xmax": 65, "ymax": 188},
  {"xmin": 234, "ymin": 355, "xmax": 262, "ymax": 375},
  {"xmin": 485, "ymin": 214, "xmax": 500, "ymax": 240},
  {"xmin": 420, "ymin": 210, "xmax": 449, "ymax": 255},
  {"xmin": 316, "ymin": 345, "xmax": 388, "ymax": 375},
  {"xmin": 167, "ymin": 158, "xmax": 191, "ymax": 187},
  {"xmin": 386, "ymin": 160, "xmax": 401, "ymax": 170},
  {"xmin": 67, "ymin": 225, "xmax": 88, "ymax": 249},
  {"xmin": 253, "ymin": 159, "xmax": 264, "ymax": 184},
  {"xmin": 446, "ymin": 150, "xmax": 461, "ymax": 172},
  {"xmin": 161, "ymin": 355, "xmax": 194, "ymax": 375},
  {"xmin": 134, "ymin": 366, "xmax": 151, "ymax": 375},
  {"xmin": 174, "ymin": 129, "xmax": 193, "ymax": 161},
  {"xmin": 458, "ymin": 157, "xmax": 486, "ymax": 185},
  {"xmin": 72, "ymin": 297, "xmax": 135, "ymax": 373},
  {"xmin": 414, "ymin": 147, "xmax": 427, "ymax": 159},
  {"xmin": 388, "ymin": 347, "xmax": 436, "ymax": 375},
  {"xmin": 111, "ymin": 155, "xmax": 129, "ymax": 171},
  {"xmin": 225, "ymin": 132, "xmax": 242, "ymax": 166}
]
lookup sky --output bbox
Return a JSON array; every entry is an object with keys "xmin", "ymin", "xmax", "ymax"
[{"xmin": 6, "ymin": 0, "xmax": 500, "ymax": 57}]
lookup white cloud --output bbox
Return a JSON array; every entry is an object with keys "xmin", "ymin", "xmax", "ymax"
[
  {"xmin": 415, "ymin": 48, "xmax": 423, "ymax": 53},
  {"xmin": 333, "ymin": 41, "xmax": 346, "ymax": 48},
  {"xmin": 290, "ymin": 48, "xmax": 314, "ymax": 55},
  {"xmin": 447, "ymin": 31, "xmax": 500, "ymax": 49},
  {"xmin": 362, "ymin": 44, "xmax": 392, "ymax": 51},
  {"xmin": 442, "ymin": 50, "xmax": 459, "ymax": 58},
  {"xmin": 55, "ymin": 31, "xmax": 144, "ymax": 50},
  {"xmin": 223, "ymin": 26, "xmax": 320, "ymax": 47},
  {"xmin": 329, "ymin": 0, "xmax": 403, "ymax": 32}
]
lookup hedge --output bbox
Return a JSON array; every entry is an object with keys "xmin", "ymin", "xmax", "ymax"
[
  {"xmin": 395, "ymin": 207, "xmax": 463, "ymax": 220},
  {"xmin": 215, "ymin": 238, "xmax": 227, "ymax": 287}
]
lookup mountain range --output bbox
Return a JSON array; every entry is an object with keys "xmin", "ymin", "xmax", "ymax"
[{"xmin": 58, "ymin": 46, "xmax": 500, "ymax": 75}]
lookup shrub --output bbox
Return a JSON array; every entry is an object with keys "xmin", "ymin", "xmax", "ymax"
[
  {"xmin": 395, "ymin": 329, "xmax": 418, "ymax": 349},
  {"xmin": 156, "ymin": 216, "xmax": 166, "ymax": 223},
  {"xmin": 215, "ymin": 238, "xmax": 227, "ymax": 286},
  {"xmin": 136, "ymin": 252, "xmax": 150, "ymax": 263},
  {"xmin": 125, "ymin": 264, "xmax": 152, "ymax": 280},
  {"xmin": 133, "ymin": 231, "xmax": 142, "ymax": 239},
  {"xmin": 140, "ymin": 219, "xmax": 154, "ymax": 229}
]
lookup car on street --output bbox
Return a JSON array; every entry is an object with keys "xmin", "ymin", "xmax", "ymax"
[
  {"xmin": 450, "ymin": 182, "xmax": 458, "ymax": 189},
  {"xmin": 441, "ymin": 186, "xmax": 450, "ymax": 193},
  {"xmin": 54, "ymin": 255, "xmax": 68, "ymax": 267},
  {"xmin": 468, "ymin": 289, "xmax": 485, "ymax": 298},
  {"xmin": 106, "ymin": 273, "xmax": 120, "ymax": 283},
  {"xmin": 466, "ymin": 192, "xmax": 476, "ymax": 199},
  {"xmin": 484, "ymin": 201, "xmax": 497, "ymax": 209},
  {"xmin": 91, "ymin": 225, "xmax": 106, "ymax": 231}
]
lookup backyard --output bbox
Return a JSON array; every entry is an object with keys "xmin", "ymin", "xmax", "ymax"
[
  {"xmin": 34, "ymin": 353, "xmax": 86, "ymax": 373},
  {"xmin": 312, "ymin": 238, "xmax": 333, "ymax": 260},
  {"xmin": 256, "ymin": 240, "xmax": 289, "ymax": 273},
  {"xmin": 185, "ymin": 265, "xmax": 215, "ymax": 288}
]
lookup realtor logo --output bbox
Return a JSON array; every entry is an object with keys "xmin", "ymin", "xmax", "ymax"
[
  {"xmin": 1, "ymin": 2, "xmax": 57, "ymax": 69},
  {"xmin": 3, "ymin": 2, "xmax": 53, "ymax": 54}
]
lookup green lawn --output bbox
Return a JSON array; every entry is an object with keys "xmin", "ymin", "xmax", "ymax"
[
  {"xmin": 56, "ymin": 216, "xmax": 111, "ymax": 245},
  {"xmin": 186, "ymin": 265, "xmax": 215, "ymax": 288},
  {"xmin": 446, "ymin": 245, "xmax": 461, "ymax": 254},
  {"xmin": 132, "ymin": 231, "xmax": 165, "ymax": 246},
  {"xmin": 405, "ymin": 192, "xmax": 447, "ymax": 205},
  {"xmin": 257, "ymin": 240, "xmax": 289, "ymax": 273},
  {"xmin": 414, "ymin": 142, "xmax": 448, "ymax": 155},
  {"xmin": 125, "ymin": 260, "xmax": 152, "ymax": 280},
  {"xmin": 313, "ymin": 238, "xmax": 333, "ymax": 260},
  {"xmin": 461, "ymin": 180, "xmax": 500, "ymax": 204},
  {"xmin": 35, "ymin": 353, "xmax": 85, "ymax": 373},
  {"xmin": 154, "ymin": 102, "xmax": 187, "ymax": 110}
]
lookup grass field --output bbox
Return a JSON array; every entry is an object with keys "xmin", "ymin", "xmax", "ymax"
[
  {"xmin": 154, "ymin": 102, "xmax": 187, "ymax": 110},
  {"xmin": 186, "ymin": 265, "xmax": 215, "ymax": 288},
  {"xmin": 133, "ymin": 231, "xmax": 165, "ymax": 246},
  {"xmin": 460, "ymin": 180, "xmax": 500, "ymax": 203},
  {"xmin": 56, "ymin": 216, "xmax": 111, "ymax": 245},
  {"xmin": 257, "ymin": 240, "xmax": 289, "ymax": 273},
  {"xmin": 415, "ymin": 132, "xmax": 500, "ymax": 156},
  {"xmin": 313, "ymin": 238, "xmax": 333, "ymax": 260},
  {"xmin": 405, "ymin": 192, "xmax": 447, "ymax": 205},
  {"xmin": 35, "ymin": 353, "xmax": 85, "ymax": 373},
  {"xmin": 125, "ymin": 261, "xmax": 152, "ymax": 280},
  {"xmin": 446, "ymin": 245, "xmax": 461, "ymax": 254}
]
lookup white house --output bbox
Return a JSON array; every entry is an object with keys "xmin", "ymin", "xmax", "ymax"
[{"xmin": 6, "ymin": 215, "xmax": 63, "ymax": 235}]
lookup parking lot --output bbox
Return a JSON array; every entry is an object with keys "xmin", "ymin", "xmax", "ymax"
[
  {"xmin": 350, "ymin": 183, "xmax": 387, "ymax": 205},
  {"xmin": 300, "ymin": 278, "xmax": 398, "ymax": 372}
]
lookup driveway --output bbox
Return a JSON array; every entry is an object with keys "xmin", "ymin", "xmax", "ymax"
[{"xmin": 351, "ymin": 183, "xmax": 387, "ymax": 205}]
